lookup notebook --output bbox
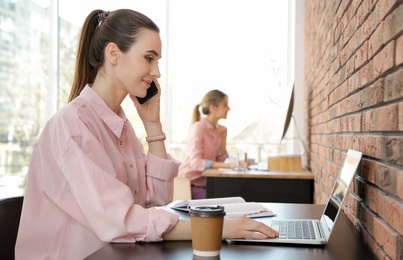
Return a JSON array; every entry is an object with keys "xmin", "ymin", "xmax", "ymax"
[{"xmin": 227, "ymin": 149, "xmax": 362, "ymax": 245}]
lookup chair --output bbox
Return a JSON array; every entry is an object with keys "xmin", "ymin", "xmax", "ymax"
[
  {"xmin": 173, "ymin": 177, "xmax": 192, "ymax": 200},
  {"xmin": 0, "ymin": 196, "xmax": 24, "ymax": 260}
]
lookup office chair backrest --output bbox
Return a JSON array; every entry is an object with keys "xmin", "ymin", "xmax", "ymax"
[
  {"xmin": 0, "ymin": 196, "xmax": 24, "ymax": 260},
  {"xmin": 173, "ymin": 177, "xmax": 192, "ymax": 200}
]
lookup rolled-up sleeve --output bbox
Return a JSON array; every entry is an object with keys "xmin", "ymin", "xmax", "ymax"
[{"xmin": 145, "ymin": 152, "xmax": 181, "ymax": 207}]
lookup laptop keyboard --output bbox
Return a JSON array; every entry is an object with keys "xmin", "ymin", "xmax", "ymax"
[{"xmin": 271, "ymin": 220, "xmax": 316, "ymax": 239}]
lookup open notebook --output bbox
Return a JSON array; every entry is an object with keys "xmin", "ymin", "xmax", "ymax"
[
  {"xmin": 227, "ymin": 149, "xmax": 362, "ymax": 245},
  {"xmin": 170, "ymin": 196, "xmax": 275, "ymax": 219}
]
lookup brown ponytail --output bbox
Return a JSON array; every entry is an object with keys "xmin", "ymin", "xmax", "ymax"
[
  {"xmin": 68, "ymin": 10, "xmax": 100, "ymax": 102},
  {"xmin": 191, "ymin": 89, "xmax": 227, "ymax": 124},
  {"xmin": 191, "ymin": 104, "xmax": 201, "ymax": 124}
]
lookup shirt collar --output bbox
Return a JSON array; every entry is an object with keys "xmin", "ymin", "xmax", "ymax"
[
  {"xmin": 79, "ymin": 85, "xmax": 127, "ymax": 138},
  {"xmin": 200, "ymin": 118, "xmax": 217, "ymax": 130}
]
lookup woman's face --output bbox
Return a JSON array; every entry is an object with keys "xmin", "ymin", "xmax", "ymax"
[
  {"xmin": 215, "ymin": 96, "xmax": 230, "ymax": 119},
  {"xmin": 115, "ymin": 29, "xmax": 162, "ymax": 98}
]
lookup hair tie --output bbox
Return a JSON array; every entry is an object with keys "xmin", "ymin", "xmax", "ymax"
[{"xmin": 98, "ymin": 11, "xmax": 110, "ymax": 26}]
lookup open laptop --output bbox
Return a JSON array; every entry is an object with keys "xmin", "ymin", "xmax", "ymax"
[{"xmin": 227, "ymin": 149, "xmax": 362, "ymax": 245}]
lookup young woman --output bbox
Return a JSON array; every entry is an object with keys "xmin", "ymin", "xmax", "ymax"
[
  {"xmin": 178, "ymin": 90, "xmax": 240, "ymax": 199},
  {"xmin": 15, "ymin": 9, "xmax": 277, "ymax": 259}
]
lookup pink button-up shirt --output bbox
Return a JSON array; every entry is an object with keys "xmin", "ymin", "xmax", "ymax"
[
  {"xmin": 178, "ymin": 119, "xmax": 227, "ymax": 187},
  {"xmin": 15, "ymin": 86, "xmax": 180, "ymax": 259}
]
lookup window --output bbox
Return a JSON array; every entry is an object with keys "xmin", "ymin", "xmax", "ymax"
[
  {"xmin": 0, "ymin": 0, "xmax": 51, "ymax": 198},
  {"xmin": 0, "ymin": 0, "xmax": 294, "ymax": 198},
  {"xmin": 166, "ymin": 0, "xmax": 292, "ymax": 162}
]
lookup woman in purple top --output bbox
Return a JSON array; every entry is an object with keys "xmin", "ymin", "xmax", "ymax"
[
  {"xmin": 15, "ymin": 9, "xmax": 278, "ymax": 259},
  {"xmin": 179, "ymin": 90, "xmax": 240, "ymax": 199}
]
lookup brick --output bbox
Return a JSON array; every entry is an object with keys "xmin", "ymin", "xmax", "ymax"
[
  {"xmin": 363, "ymin": 184, "xmax": 403, "ymax": 235},
  {"xmin": 367, "ymin": 60, "xmax": 375, "ymax": 86},
  {"xmin": 360, "ymin": 78, "xmax": 385, "ymax": 109},
  {"xmin": 362, "ymin": 104, "xmax": 399, "ymax": 131},
  {"xmin": 360, "ymin": 159, "xmax": 376, "ymax": 183},
  {"xmin": 373, "ymin": 41, "xmax": 395, "ymax": 77},
  {"xmin": 328, "ymin": 87, "xmax": 339, "ymax": 107},
  {"xmin": 361, "ymin": 159, "xmax": 403, "ymax": 200},
  {"xmin": 354, "ymin": 91, "xmax": 365, "ymax": 111},
  {"xmin": 380, "ymin": 136, "xmax": 403, "ymax": 165},
  {"xmin": 341, "ymin": 135, "xmax": 354, "ymax": 150},
  {"xmin": 340, "ymin": 6, "xmax": 349, "ymax": 36},
  {"xmin": 330, "ymin": 44, "xmax": 338, "ymax": 64},
  {"xmin": 346, "ymin": 56, "xmax": 355, "ymax": 77},
  {"xmin": 360, "ymin": 11, "xmax": 373, "ymax": 42},
  {"xmin": 339, "ymin": 46, "xmax": 349, "ymax": 68},
  {"xmin": 399, "ymin": 103, "xmax": 403, "ymax": 131},
  {"xmin": 397, "ymin": 34, "xmax": 403, "ymax": 66},
  {"xmin": 356, "ymin": 135, "xmax": 403, "ymax": 165},
  {"xmin": 380, "ymin": 0, "xmax": 397, "ymax": 20},
  {"xmin": 362, "ymin": 225, "xmax": 389, "ymax": 260},
  {"xmin": 355, "ymin": 40, "xmax": 368, "ymax": 69},
  {"xmin": 368, "ymin": 4, "xmax": 381, "ymax": 35},
  {"xmin": 368, "ymin": 21, "xmax": 384, "ymax": 58},
  {"xmin": 383, "ymin": 3, "xmax": 403, "ymax": 44},
  {"xmin": 357, "ymin": 0, "xmax": 371, "ymax": 27},
  {"xmin": 346, "ymin": 113, "xmax": 362, "ymax": 132},
  {"xmin": 358, "ymin": 61, "xmax": 374, "ymax": 87},
  {"xmin": 349, "ymin": 70, "xmax": 361, "ymax": 91},
  {"xmin": 360, "ymin": 203, "xmax": 399, "ymax": 259},
  {"xmin": 384, "ymin": 69, "xmax": 403, "ymax": 102},
  {"xmin": 381, "ymin": 196, "xmax": 403, "ymax": 235},
  {"xmin": 346, "ymin": 195, "xmax": 360, "ymax": 217},
  {"xmin": 346, "ymin": 16, "xmax": 357, "ymax": 44}
]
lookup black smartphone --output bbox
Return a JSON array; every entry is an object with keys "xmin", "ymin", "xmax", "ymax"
[{"xmin": 136, "ymin": 81, "xmax": 158, "ymax": 104}]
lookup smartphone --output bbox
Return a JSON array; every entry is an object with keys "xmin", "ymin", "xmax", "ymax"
[{"xmin": 136, "ymin": 81, "xmax": 158, "ymax": 104}]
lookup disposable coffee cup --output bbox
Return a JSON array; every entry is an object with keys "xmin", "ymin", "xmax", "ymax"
[{"xmin": 190, "ymin": 205, "xmax": 226, "ymax": 257}]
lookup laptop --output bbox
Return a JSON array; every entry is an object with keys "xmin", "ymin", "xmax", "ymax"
[{"xmin": 227, "ymin": 149, "xmax": 362, "ymax": 245}]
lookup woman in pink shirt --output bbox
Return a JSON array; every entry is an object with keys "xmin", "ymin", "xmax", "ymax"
[
  {"xmin": 15, "ymin": 9, "xmax": 278, "ymax": 259},
  {"xmin": 179, "ymin": 90, "xmax": 239, "ymax": 199}
]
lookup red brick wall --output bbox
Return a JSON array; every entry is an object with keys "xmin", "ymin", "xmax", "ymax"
[{"xmin": 304, "ymin": 1, "xmax": 403, "ymax": 259}]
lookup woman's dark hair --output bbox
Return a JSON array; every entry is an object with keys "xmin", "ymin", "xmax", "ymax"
[
  {"xmin": 68, "ymin": 9, "xmax": 159, "ymax": 102},
  {"xmin": 191, "ymin": 89, "xmax": 228, "ymax": 124}
]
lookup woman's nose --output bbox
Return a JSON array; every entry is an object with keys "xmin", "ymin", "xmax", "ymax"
[{"xmin": 151, "ymin": 64, "xmax": 161, "ymax": 79}]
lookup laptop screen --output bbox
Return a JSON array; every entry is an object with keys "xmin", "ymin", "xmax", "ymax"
[{"xmin": 321, "ymin": 150, "xmax": 362, "ymax": 231}]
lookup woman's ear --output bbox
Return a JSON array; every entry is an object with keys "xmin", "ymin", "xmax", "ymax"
[
  {"xmin": 209, "ymin": 104, "xmax": 217, "ymax": 113},
  {"xmin": 105, "ymin": 42, "xmax": 119, "ymax": 65}
]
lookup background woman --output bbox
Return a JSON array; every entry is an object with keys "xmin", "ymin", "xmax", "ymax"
[{"xmin": 179, "ymin": 90, "xmax": 239, "ymax": 199}]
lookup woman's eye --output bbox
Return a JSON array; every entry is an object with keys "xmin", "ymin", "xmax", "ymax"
[{"xmin": 146, "ymin": 56, "xmax": 154, "ymax": 62}]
